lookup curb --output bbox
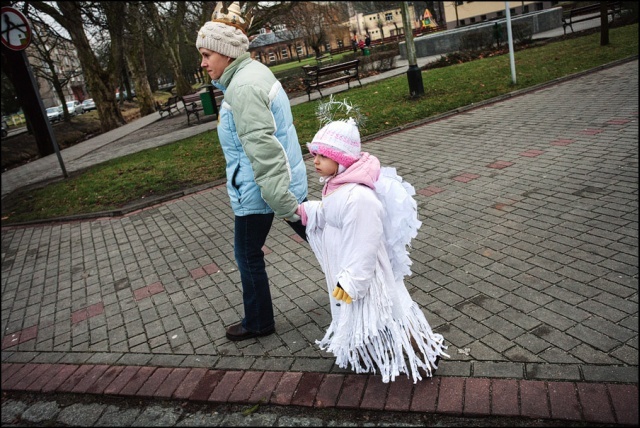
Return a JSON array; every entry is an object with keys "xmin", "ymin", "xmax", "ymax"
[{"xmin": 1, "ymin": 363, "xmax": 637, "ymax": 425}]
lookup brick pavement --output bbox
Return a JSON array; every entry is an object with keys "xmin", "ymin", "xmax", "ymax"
[{"xmin": 1, "ymin": 59, "xmax": 638, "ymax": 425}]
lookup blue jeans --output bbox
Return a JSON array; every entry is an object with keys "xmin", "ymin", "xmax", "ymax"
[{"xmin": 234, "ymin": 213, "xmax": 307, "ymax": 333}]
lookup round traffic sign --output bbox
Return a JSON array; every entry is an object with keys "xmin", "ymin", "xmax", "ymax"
[{"xmin": 1, "ymin": 6, "xmax": 32, "ymax": 51}]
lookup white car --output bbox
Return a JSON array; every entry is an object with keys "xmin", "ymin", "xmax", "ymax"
[
  {"xmin": 66, "ymin": 100, "xmax": 84, "ymax": 116},
  {"xmin": 46, "ymin": 106, "xmax": 62, "ymax": 123},
  {"xmin": 82, "ymin": 98, "xmax": 96, "ymax": 112}
]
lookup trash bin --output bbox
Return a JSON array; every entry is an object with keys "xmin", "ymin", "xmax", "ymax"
[
  {"xmin": 200, "ymin": 91, "xmax": 217, "ymax": 116},
  {"xmin": 363, "ymin": 48, "xmax": 370, "ymax": 56}
]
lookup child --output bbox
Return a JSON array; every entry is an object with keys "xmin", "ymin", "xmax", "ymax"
[{"xmin": 296, "ymin": 111, "xmax": 449, "ymax": 383}]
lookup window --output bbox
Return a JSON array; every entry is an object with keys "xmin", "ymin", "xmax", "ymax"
[
  {"xmin": 325, "ymin": 43, "xmax": 331, "ymax": 51},
  {"xmin": 385, "ymin": 12, "xmax": 393, "ymax": 21},
  {"xmin": 281, "ymin": 48, "xmax": 288, "ymax": 59},
  {"xmin": 296, "ymin": 45, "xmax": 304, "ymax": 56},
  {"xmin": 268, "ymin": 52, "xmax": 275, "ymax": 63},
  {"xmin": 510, "ymin": 8, "xmax": 516, "ymax": 15},
  {"xmin": 470, "ymin": 17, "xmax": 476, "ymax": 23},
  {"xmin": 523, "ymin": 5, "xmax": 529, "ymax": 13},
  {"xmin": 496, "ymin": 11, "xmax": 503, "ymax": 17},
  {"xmin": 481, "ymin": 14, "xmax": 487, "ymax": 21},
  {"xmin": 460, "ymin": 19, "xmax": 466, "ymax": 26},
  {"xmin": 337, "ymin": 40, "xmax": 343, "ymax": 48}
]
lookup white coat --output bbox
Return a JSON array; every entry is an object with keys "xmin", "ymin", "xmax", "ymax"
[{"xmin": 300, "ymin": 153, "xmax": 449, "ymax": 383}]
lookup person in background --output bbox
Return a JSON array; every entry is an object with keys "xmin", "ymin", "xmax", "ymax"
[{"xmin": 196, "ymin": 1, "xmax": 308, "ymax": 341}]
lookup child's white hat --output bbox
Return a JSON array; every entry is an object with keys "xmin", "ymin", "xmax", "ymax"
[{"xmin": 307, "ymin": 118, "xmax": 361, "ymax": 168}]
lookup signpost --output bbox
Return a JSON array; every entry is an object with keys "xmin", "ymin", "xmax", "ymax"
[{"xmin": 1, "ymin": 6, "xmax": 67, "ymax": 178}]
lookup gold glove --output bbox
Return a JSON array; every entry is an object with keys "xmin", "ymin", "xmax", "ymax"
[{"xmin": 332, "ymin": 284, "xmax": 352, "ymax": 304}]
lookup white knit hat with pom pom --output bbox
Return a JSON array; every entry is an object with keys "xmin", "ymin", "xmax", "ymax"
[{"xmin": 307, "ymin": 118, "xmax": 361, "ymax": 168}]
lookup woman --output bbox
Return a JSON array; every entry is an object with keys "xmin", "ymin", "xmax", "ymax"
[{"xmin": 196, "ymin": 2, "xmax": 308, "ymax": 342}]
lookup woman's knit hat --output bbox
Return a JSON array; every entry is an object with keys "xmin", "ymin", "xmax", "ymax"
[
  {"xmin": 307, "ymin": 118, "xmax": 361, "ymax": 168},
  {"xmin": 196, "ymin": 2, "xmax": 250, "ymax": 58}
]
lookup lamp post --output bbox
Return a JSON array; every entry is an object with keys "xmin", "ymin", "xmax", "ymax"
[{"xmin": 401, "ymin": 2, "xmax": 423, "ymax": 98}]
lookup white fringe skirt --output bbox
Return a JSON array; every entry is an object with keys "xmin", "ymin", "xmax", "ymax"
[{"xmin": 316, "ymin": 270, "xmax": 449, "ymax": 384}]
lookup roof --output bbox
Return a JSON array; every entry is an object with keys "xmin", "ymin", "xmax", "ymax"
[{"xmin": 249, "ymin": 29, "xmax": 300, "ymax": 48}]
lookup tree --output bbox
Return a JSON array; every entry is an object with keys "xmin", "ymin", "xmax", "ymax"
[
  {"xmin": 0, "ymin": 70, "xmax": 20, "ymax": 115},
  {"xmin": 27, "ymin": 20, "xmax": 83, "ymax": 121},
  {"xmin": 453, "ymin": 1, "xmax": 460, "ymax": 28},
  {"xmin": 351, "ymin": 1, "xmax": 402, "ymax": 15},
  {"xmin": 123, "ymin": 2, "xmax": 156, "ymax": 116},
  {"xmin": 377, "ymin": 14, "xmax": 385, "ymax": 40},
  {"xmin": 278, "ymin": 2, "xmax": 347, "ymax": 58},
  {"xmin": 28, "ymin": 1, "xmax": 126, "ymax": 133},
  {"xmin": 144, "ymin": 2, "xmax": 192, "ymax": 97}
]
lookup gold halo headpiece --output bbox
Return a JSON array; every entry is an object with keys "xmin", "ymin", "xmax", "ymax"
[{"xmin": 211, "ymin": 2, "xmax": 253, "ymax": 35}]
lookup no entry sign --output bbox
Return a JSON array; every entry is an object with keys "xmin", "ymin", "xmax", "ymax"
[{"xmin": 1, "ymin": 6, "xmax": 32, "ymax": 51}]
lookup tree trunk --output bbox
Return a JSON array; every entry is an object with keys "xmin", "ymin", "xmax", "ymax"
[
  {"xmin": 31, "ymin": 1, "xmax": 126, "ymax": 133},
  {"xmin": 124, "ymin": 2, "xmax": 156, "ymax": 116},
  {"xmin": 146, "ymin": 2, "xmax": 192, "ymax": 96}
]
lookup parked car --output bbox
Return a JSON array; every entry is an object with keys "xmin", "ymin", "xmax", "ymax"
[
  {"xmin": 1, "ymin": 122, "xmax": 7, "ymax": 138},
  {"xmin": 46, "ymin": 106, "xmax": 63, "ymax": 123},
  {"xmin": 82, "ymin": 98, "xmax": 96, "ymax": 112},
  {"xmin": 115, "ymin": 90, "xmax": 136, "ymax": 101},
  {"xmin": 66, "ymin": 100, "xmax": 84, "ymax": 116}
]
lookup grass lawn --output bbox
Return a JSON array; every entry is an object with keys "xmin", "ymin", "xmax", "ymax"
[{"xmin": 1, "ymin": 23, "xmax": 637, "ymax": 225}]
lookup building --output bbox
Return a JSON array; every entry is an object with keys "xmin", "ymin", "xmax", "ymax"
[
  {"xmin": 26, "ymin": 23, "xmax": 87, "ymax": 109},
  {"xmin": 347, "ymin": 4, "xmax": 420, "ymax": 43},
  {"xmin": 249, "ymin": 3, "xmax": 422, "ymax": 64},
  {"xmin": 245, "ymin": 1, "xmax": 563, "ymax": 65},
  {"xmin": 442, "ymin": 1, "xmax": 558, "ymax": 29},
  {"xmin": 249, "ymin": 25, "xmax": 313, "ymax": 65}
]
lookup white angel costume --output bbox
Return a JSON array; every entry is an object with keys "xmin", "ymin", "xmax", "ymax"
[{"xmin": 299, "ymin": 152, "xmax": 449, "ymax": 383}]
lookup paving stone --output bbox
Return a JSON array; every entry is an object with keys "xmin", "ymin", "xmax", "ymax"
[
  {"xmin": 57, "ymin": 402, "xmax": 107, "ymax": 426},
  {"xmin": 131, "ymin": 404, "xmax": 183, "ymax": 426},
  {"xmin": 21, "ymin": 401, "xmax": 61, "ymax": 424}
]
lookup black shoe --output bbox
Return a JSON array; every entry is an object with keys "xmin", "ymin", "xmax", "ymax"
[{"xmin": 225, "ymin": 322, "xmax": 275, "ymax": 341}]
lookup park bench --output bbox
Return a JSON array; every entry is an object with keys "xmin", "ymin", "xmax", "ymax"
[
  {"xmin": 315, "ymin": 53, "xmax": 333, "ymax": 66},
  {"xmin": 302, "ymin": 59, "xmax": 362, "ymax": 101},
  {"xmin": 562, "ymin": 1, "xmax": 622, "ymax": 35},
  {"xmin": 157, "ymin": 95, "xmax": 180, "ymax": 118},
  {"xmin": 180, "ymin": 90, "xmax": 223, "ymax": 126}
]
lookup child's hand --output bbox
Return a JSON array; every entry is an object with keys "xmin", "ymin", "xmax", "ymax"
[{"xmin": 332, "ymin": 283, "xmax": 352, "ymax": 304}]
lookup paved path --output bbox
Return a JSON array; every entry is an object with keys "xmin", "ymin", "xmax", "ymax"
[
  {"xmin": 1, "ymin": 17, "xmax": 638, "ymax": 425},
  {"xmin": 1, "ymin": 58, "xmax": 637, "ymax": 425}
]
